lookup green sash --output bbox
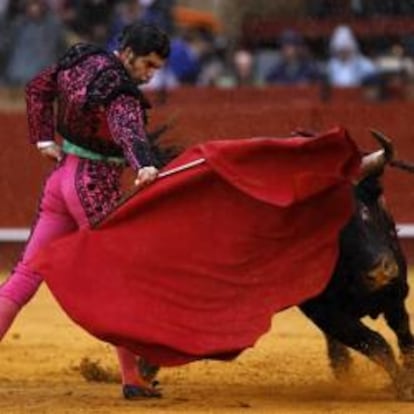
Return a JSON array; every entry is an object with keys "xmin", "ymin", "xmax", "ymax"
[{"xmin": 62, "ymin": 140, "xmax": 125, "ymax": 164}]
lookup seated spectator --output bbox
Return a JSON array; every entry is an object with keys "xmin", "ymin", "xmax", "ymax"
[
  {"xmin": 200, "ymin": 46, "xmax": 254, "ymax": 88},
  {"xmin": 0, "ymin": 1, "xmax": 11, "ymax": 83},
  {"xmin": 106, "ymin": 0, "xmax": 141, "ymax": 51},
  {"xmin": 372, "ymin": 42, "xmax": 414, "ymax": 100},
  {"xmin": 253, "ymin": 48, "xmax": 280, "ymax": 85},
  {"xmin": 0, "ymin": 0, "xmax": 9, "ymax": 17},
  {"xmin": 0, "ymin": 0, "xmax": 20, "ymax": 19},
  {"xmin": 376, "ymin": 41, "xmax": 414, "ymax": 78},
  {"xmin": 231, "ymin": 49, "xmax": 254, "ymax": 86},
  {"xmin": 196, "ymin": 35, "xmax": 227, "ymax": 87},
  {"xmin": 265, "ymin": 30, "xmax": 320, "ymax": 85},
  {"xmin": 168, "ymin": 28, "xmax": 213, "ymax": 85},
  {"xmin": 307, "ymin": 0, "xmax": 348, "ymax": 18},
  {"xmin": 139, "ymin": 0, "xmax": 175, "ymax": 35},
  {"xmin": 326, "ymin": 25, "xmax": 378, "ymax": 87},
  {"xmin": 75, "ymin": 0, "xmax": 112, "ymax": 46},
  {"xmin": 4, "ymin": 0, "xmax": 66, "ymax": 86}
]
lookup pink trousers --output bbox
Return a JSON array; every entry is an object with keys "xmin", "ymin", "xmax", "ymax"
[
  {"xmin": 0, "ymin": 154, "xmax": 152, "ymax": 387},
  {"xmin": 0, "ymin": 153, "xmax": 123, "ymax": 308}
]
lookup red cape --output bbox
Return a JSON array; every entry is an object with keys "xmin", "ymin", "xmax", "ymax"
[{"xmin": 31, "ymin": 127, "xmax": 361, "ymax": 366}]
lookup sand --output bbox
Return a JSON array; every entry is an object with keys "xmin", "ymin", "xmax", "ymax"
[{"xmin": 1, "ymin": 280, "xmax": 414, "ymax": 414}]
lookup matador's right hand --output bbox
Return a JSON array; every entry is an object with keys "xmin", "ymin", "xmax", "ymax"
[{"xmin": 38, "ymin": 142, "xmax": 63, "ymax": 161}]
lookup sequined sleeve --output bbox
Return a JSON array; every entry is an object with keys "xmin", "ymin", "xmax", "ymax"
[
  {"xmin": 107, "ymin": 94, "xmax": 154, "ymax": 171},
  {"xmin": 25, "ymin": 64, "xmax": 58, "ymax": 144}
]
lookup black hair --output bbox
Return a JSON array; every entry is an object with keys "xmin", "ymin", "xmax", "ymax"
[{"xmin": 119, "ymin": 22, "xmax": 170, "ymax": 59}]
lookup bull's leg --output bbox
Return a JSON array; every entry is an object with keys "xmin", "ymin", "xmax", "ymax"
[
  {"xmin": 384, "ymin": 302, "xmax": 414, "ymax": 369},
  {"xmin": 300, "ymin": 302, "xmax": 400, "ymax": 382},
  {"xmin": 382, "ymin": 302, "xmax": 414, "ymax": 400},
  {"xmin": 324, "ymin": 334, "xmax": 352, "ymax": 380}
]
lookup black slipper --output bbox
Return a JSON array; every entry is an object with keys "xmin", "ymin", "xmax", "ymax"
[{"xmin": 122, "ymin": 384, "xmax": 162, "ymax": 400}]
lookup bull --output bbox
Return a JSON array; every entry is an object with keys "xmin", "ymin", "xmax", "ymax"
[
  {"xmin": 299, "ymin": 130, "xmax": 414, "ymax": 400},
  {"xmin": 148, "ymin": 128, "xmax": 414, "ymax": 399}
]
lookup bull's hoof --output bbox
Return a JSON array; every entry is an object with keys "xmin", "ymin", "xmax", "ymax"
[
  {"xmin": 330, "ymin": 359, "xmax": 353, "ymax": 381},
  {"xmin": 396, "ymin": 385, "xmax": 414, "ymax": 401},
  {"xmin": 395, "ymin": 371, "xmax": 414, "ymax": 401},
  {"xmin": 403, "ymin": 353, "xmax": 414, "ymax": 371},
  {"xmin": 332, "ymin": 366, "xmax": 353, "ymax": 381},
  {"xmin": 123, "ymin": 384, "xmax": 162, "ymax": 400}
]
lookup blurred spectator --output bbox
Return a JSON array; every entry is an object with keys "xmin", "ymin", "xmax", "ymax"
[
  {"xmin": 76, "ymin": 0, "xmax": 112, "ymax": 46},
  {"xmin": 351, "ymin": 0, "xmax": 414, "ymax": 16},
  {"xmin": 326, "ymin": 25, "xmax": 378, "ymax": 87},
  {"xmin": 195, "ymin": 34, "xmax": 227, "ymax": 87},
  {"xmin": 4, "ymin": 0, "xmax": 66, "ymax": 86},
  {"xmin": 376, "ymin": 42, "xmax": 414, "ymax": 78},
  {"xmin": 0, "ymin": 0, "xmax": 21, "ymax": 19},
  {"xmin": 45, "ymin": 0, "xmax": 68, "ymax": 13},
  {"xmin": 197, "ymin": 58, "xmax": 226, "ymax": 86},
  {"xmin": 368, "ymin": 42, "xmax": 414, "ymax": 101},
  {"xmin": 253, "ymin": 48, "xmax": 280, "ymax": 85},
  {"xmin": 266, "ymin": 30, "xmax": 320, "ymax": 85},
  {"xmin": 307, "ymin": 0, "xmax": 349, "ymax": 18},
  {"xmin": 308, "ymin": 0, "xmax": 414, "ymax": 17},
  {"xmin": 139, "ymin": 0, "xmax": 175, "ymax": 35},
  {"xmin": 0, "ymin": 2, "xmax": 9, "ymax": 83},
  {"xmin": 231, "ymin": 49, "xmax": 254, "ymax": 86},
  {"xmin": 167, "ymin": 37, "xmax": 199, "ymax": 84},
  {"xmin": 168, "ymin": 28, "xmax": 213, "ymax": 84},
  {"xmin": 0, "ymin": 0, "xmax": 9, "ymax": 17},
  {"xmin": 199, "ymin": 46, "xmax": 254, "ymax": 88},
  {"xmin": 106, "ymin": 0, "xmax": 141, "ymax": 51},
  {"xmin": 51, "ymin": 1, "xmax": 79, "ymax": 34}
]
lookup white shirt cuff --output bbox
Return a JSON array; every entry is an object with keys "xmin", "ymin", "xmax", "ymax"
[{"xmin": 36, "ymin": 141, "xmax": 55, "ymax": 149}]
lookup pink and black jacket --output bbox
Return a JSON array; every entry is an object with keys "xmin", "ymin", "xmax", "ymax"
[{"xmin": 25, "ymin": 43, "xmax": 154, "ymax": 170}]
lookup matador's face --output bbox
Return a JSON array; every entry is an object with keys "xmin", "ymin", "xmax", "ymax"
[{"xmin": 122, "ymin": 48, "xmax": 165, "ymax": 84}]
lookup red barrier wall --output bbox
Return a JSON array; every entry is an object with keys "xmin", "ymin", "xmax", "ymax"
[{"xmin": 1, "ymin": 87, "xmax": 414, "ymax": 266}]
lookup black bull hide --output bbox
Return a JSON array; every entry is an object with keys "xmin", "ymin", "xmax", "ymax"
[{"xmin": 300, "ymin": 174, "xmax": 414, "ymax": 400}]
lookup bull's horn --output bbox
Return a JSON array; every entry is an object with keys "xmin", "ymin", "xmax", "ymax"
[
  {"xmin": 369, "ymin": 129, "xmax": 394, "ymax": 162},
  {"xmin": 361, "ymin": 150, "xmax": 386, "ymax": 177},
  {"xmin": 366, "ymin": 129, "xmax": 414, "ymax": 175},
  {"xmin": 359, "ymin": 129, "xmax": 395, "ymax": 178}
]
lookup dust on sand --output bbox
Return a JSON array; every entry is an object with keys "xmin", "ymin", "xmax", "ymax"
[{"xmin": 1, "ymin": 282, "xmax": 414, "ymax": 414}]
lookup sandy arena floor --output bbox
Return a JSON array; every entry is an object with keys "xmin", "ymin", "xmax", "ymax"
[{"xmin": 1, "ymin": 277, "xmax": 414, "ymax": 414}]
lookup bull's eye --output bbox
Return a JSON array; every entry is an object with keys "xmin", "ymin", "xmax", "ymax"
[{"xmin": 360, "ymin": 206, "xmax": 371, "ymax": 221}]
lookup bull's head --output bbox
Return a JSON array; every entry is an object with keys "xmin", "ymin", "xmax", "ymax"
[
  {"xmin": 339, "ymin": 130, "xmax": 409, "ymax": 292},
  {"xmin": 340, "ymin": 175, "xmax": 402, "ymax": 292}
]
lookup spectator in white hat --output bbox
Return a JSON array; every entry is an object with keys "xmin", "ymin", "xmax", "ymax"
[{"xmin": 326, "ymin": 25, "xmax": 378, "ymax": 87}]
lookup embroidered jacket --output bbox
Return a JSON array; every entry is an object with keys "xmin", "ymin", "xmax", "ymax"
[{"xmin": 25, "ymin": 44, "xmax": 154, "ymax": 170}]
